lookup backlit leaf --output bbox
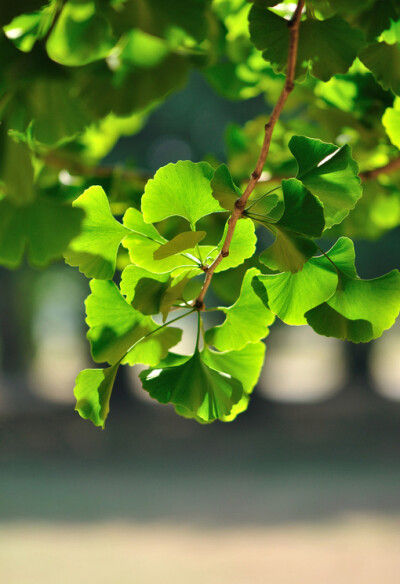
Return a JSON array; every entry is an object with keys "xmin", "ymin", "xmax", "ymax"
[
  {"xmin": 205, "ymin": 268, "xmax": 275, "ymax": 350},
  {"xmin": 64, "ymin": 186, "xmax": 130, "ymax": 279},
  {"xmin": 140, "ymin": 349, "xmax": 243, "ymax": 422},
  {"xmin": 74, "ymin": 365, "xmax": 119, "ymax": 429},
  {"xmin": 141, "ymin": 161, "xmax": 223, "ymax": 226},
  {"xmin": 289, "ymin": 136, "xmax": 362, "ymax": 228}
]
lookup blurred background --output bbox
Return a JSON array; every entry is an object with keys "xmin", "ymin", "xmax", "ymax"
[{"xmin": 1, "ymin": 71, "xmax": 400, "ymax": 584}]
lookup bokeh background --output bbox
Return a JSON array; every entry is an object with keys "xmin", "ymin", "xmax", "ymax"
[{"xmin": 1, "ymin": 71, "xmax": 400, "ymax": 584}]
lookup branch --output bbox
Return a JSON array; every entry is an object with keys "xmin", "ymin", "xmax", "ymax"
[
  {"xmin": 194, "ymin": 0, "xmax": 305, "ymax": 308},
  {"xmin": 359, "ymin": 157, "xmax": 400, "ymax": 181},
  {"xmin": 44, "ymin": 153, "xmax": 150, "ymax": 185}
]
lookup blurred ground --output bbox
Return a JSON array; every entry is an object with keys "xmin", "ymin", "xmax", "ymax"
[{"xmin": 1, "ymin": 389, "xmax": 400, "ymax": 584}]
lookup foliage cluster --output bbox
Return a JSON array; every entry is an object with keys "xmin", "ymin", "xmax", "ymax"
[{"xmin": 0, "ymin": 0, "xmax": 399, "ymax": 426}]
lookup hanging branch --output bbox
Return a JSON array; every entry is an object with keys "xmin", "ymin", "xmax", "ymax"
[
  {"xmin": 359, "ymin": 157, "xmax": 400, "ymax": 181},
  {"xmin": 194, "ymin": 0, "xmax": 305, "ymax": 308}
]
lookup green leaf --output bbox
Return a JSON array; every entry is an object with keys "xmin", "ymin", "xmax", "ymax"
[
  {"xmin": 205, "ymin": 268, "xmax": 275, "ymax": 350},
  {"xmin": 356, "ymin": 0, "xmax": 400, "ymax": 41},
  {"xmin": 141, "ymin": 161, "xmax": 223, "ymax": 226},
  {"xmin": 360, "ymin": 42, "xmax": 400, "ymax": 96},
  {"xmin": 306, "ymin": 304, "xmax": 374, "ymax": 343},
  {"xmin": 140, "ymin": 349, "xmax": 243, "ymax": 423},
  {"xmin": 153, "ymin": 230, "xmax": 206, "ymax": 260},
  {"xmin": 202, "ymin": 341, "xmax": 266, "ymax": 421},
  {"xmin": 46, "ymin": 1, "xmax": 114, "ymax": 67},
  {"xmin": 0, "ymin": 135, "xmax": 34, "ymax": 203},
  {"xmin": 111, "ymin": 0, "xmax": 210, "ymax": 43},
  {"xmin": 64, "ymin": 186, "xmax": 130, "ymax": 279},
  {"xmin": 120, "ymin": 265, "xmax": 170, "ymax": 308},
  {"xmin": 383, "ymin": 100, "xmax": 400, "ymax": 148},
  {"xmin": 289, "ymin": 136, "xmax": 362, "ymax": 228},
  {"xmin": 85, "ymin": 280, "xmax": 182, "ymax": 365},
  {"xmin": 206, "ymin": 217, "xmax": 258, "ymax": 273},
  {"xmin": 74, "ymin": 365, "xmax": 119, "ymax": 429},
  {"xmin": 259, "ymin": 178, "xmax": 324, "ymax": 273},
  {"xmin": 211, "ymin": 164, "xmax": 242, "ymax": 211},
  {"xmin": 249, "ymin": 6, "xmax": 365, "ymax": 81},
  {"xmin": 305, "ymin": 238, "xmax": 400, "ymax": 342},
  {"xmin": 254, "ymin": 242, "xmax": 341, "ymax": 325},
  {"xmin": 0, "ymin": 197, "xmax": 84, "ymax": 268}
]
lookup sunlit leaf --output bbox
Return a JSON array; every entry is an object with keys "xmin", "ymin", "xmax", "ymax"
[
  {"xmin": 154, "ymin": 230, "xmax": 206, "ymax": 260},
  {"xmin": 74, "ymin": 365, "xmax": 119, "ymax": 429},
  {"xmin": 305, "ymin": 238, "xmax": 400, "ymax": 342},
  {"xmin": 141, "ymin": 161, "xmax": 223, "ymax": 226},
  {"xmin": 64, "ymin": 186, "xmax": 130, "ymax": 279},
  {"xmin": 205, "ymin": 268, "xmax": 274, "ymax": 350}
]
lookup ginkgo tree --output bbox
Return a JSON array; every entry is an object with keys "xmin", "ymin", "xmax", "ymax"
[{"xmin": 0, "ymin": 0, "xmax": 399, "ymax": 427}]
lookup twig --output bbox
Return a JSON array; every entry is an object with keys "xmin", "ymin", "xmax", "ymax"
[
  {"xmin": 194, "ymin": 0, "xmax": 305, "ymax": 308},
  {"xmin": 359, "ymin": 157, "xmax": 400, "ymax": 181},
  {"xmin": 44, "ymin": 153, "xmax": 150, "ymax": 185}
]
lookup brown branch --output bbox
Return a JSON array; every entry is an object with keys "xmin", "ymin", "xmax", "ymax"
[
  {"xmin": 194, "ymin": 0, "xmax": 305, "ymax": 308},
  {"xmin": 43, "ymin": 153, "xmax": 150, "ymax": 185},
  {"xmin": 359, "ymin": 157, "xmax": 400, "ymax": 181}
]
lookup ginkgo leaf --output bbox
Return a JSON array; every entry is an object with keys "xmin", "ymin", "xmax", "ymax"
[
  {"xmin": 202, "ymin": 341, "xmax": 266, "ymax": 421},
  {"xmin": 359, "ymin": 42, "xmax": 400, "ymax": 96},
  {"xmin": 74, "ymin": 365, "xmax": 119, "ymax": 429},
  {"xmin": 123, "ymin": 206, "xmax": 203, "ymax": 274},
  {"xmin": 259, "ymin": 178, "xmax": 324, "ymax": 273},
  {"xmin": 46, "ymin": 2, "xmax": 114, "ymax": 67},
  {"xmin": 289, "ymin": 136, "xmax": 362, "ymax": 228},
  {"xmin": 141, "ymin": 160, "xmax": 223, "ymax": 225},
  {"xmin": 85, "ymin": 279, "xmax": 182, "ymax": 365},
  {"xmin": 254, "ymin": 240, "xmax": 343, "ymax": 325},
  {"xmin": 0, "ymin": 135, "xmax": 34, "ymax": 203},
  {"xmin": 153, "ymin": 230, "xmax": 206, "ymax": 260},
  {"xmin": 305, "ymin": 238, "xmax": 400, "ymax": 342},
  {"xmin": 249, "ymin": 6, "xmax": 365, "ymax": 81},
  {"xmin": 120, "ymin": 265, "xmax": 171, "ymax": 315},
  {"xmin": 64, "ymin": 186, "xmax": 130, "ymax": 279},
  {"xmin": 205, "ymin": 268, "xmax": 274, "ymax": 350},
  {"xmin": 383, "ymin": 100, "xmax": 400, "ymax": 148},
  {"xmin": 205, "ymin": 217, "xmax": 257, "ymax": 272},
  {"xmin": 211, "ymin": 164, "xmax": 242, "ymax": 211},
  {"xmin": 306, "ymin": 304, "xmax": 374, "ymax": 343},
  {"xmin": 140, "ymin": 349, "xmax": 243, "ymax": 422},
  {"xmin": 0, "ymin": 197, "xmax": 84, "ymax": 268}
]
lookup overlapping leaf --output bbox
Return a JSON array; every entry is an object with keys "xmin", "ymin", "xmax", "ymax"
[
  {"xmin": 289, "ymin": 136, "xmax": 362, "ymax": 228},
  {"xmin": 259, "ymin": 178, "xmax": 324, "ymax": 273},
  {"xmin": 85, "ymin": 279, "xmax": 182, "ymax": 366},
  {"xmin": 0, "ymin": 197, "xmax": 84, "ymax": 268},
  {"xmin": 211, "ymin": 164, "xmax": 242, "ymax": 211},
  {"xmin": 254, "ymin": 241, "xmax": 340, "ymax": 325},
  {"xmin": 249, "ymin": 6, "xmax": 365, "ymax": 81},
  {"xmin": 304, "ymin": 238, "xmax": 400, "ymax": 342},
  {"xmin": 64, "ymin": 186, "xmax": 130, "ymax": 279},
  {"xmin": 205, "ymin": 268, "xmax": 275, "ymax": 350},
  {"xmin": 360, "ymin": 42, "xmax": 400, "ymax": 96},
  {"xmin": 140, "ymin": 349, "xmax": 243, "ymax": 423}
]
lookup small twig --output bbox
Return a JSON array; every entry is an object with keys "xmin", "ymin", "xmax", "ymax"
[
  {"xmin": 359, "ymin": 157, "xmax": 400, "ymax": 181},
  {"xmin": 44, "ymin": 153, "xmax": 150, "ymax": 184},
  {"xmin": 195, "ymin": 0, "xmax": 305, "ymax": 307}
]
